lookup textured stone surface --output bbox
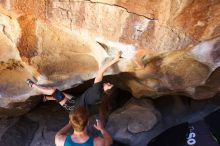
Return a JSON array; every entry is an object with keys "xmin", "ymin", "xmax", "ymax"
[
  {"xmin": 0, "ymin": 97, "xmax": 158, "ymax": 146},
  {"xmin": 0, "ymin": 102, "xmax": 68, "ymax": 146},
  {"xmin": 0, "ymin": 0, "xmax": 219, "ymax": 115},
  {"xmin": 48, "ymin": 0, "xmax": 194, "ymax": 53},
  {"xmin": 0, "ymin": 95, "xmax": 220, "ymax": 146},
  {"xmin": 0, "ymin": 116, "xmax": 38, "ymax": 146},
  {"xmin": 107, "ymin": 95, "xmax": 220, "ymax": 146},
  {"xmin": 106, "ymin": 98, "xmax": 160, "ymax": 145}
]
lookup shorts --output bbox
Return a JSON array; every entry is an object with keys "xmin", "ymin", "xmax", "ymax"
[
  {"xmin": 62, "ymin": 96, "xmax": 78, "ymax": 111},
  {"xmin": 52, "ymin": 89, "xmax": 65, "ymax": 102}
]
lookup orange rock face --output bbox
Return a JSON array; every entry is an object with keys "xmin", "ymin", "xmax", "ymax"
[{"xmin": 0, "ymin": 0, "xmax": 220, "ymax": 116}]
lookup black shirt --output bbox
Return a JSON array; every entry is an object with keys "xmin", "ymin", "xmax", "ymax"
[
  {"xmin": 62, "ymin": 82, "xmax": 104, "ymax": 111},
  {"xmin": 80, "ymin": 81, "xmax": 104, "ymax": 105}
]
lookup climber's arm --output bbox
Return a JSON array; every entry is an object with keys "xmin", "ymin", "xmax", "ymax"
[
  {"xmin": 94, "ymin": 52, "xmax": 121, "ymax": 83},
  {"xmin": 55, "ymin": 122, "xmax": 72, "ymax": 146}
]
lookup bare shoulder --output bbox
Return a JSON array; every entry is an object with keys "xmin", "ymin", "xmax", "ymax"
[{"xmin": 94, "ymin": 137, "xmax": 105, "ymax": 146}]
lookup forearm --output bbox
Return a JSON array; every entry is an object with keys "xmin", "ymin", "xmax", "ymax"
[
  {"xmin": 57, "ymin": 123, "xmax": 72, "ymax": 135},
  {"xmin": 100, "ymin": 58, "xmax": 119, "ymax": 72},
  {"xmin": 55, "ymin": 123, "xmax": 72, "ymax": 146},
  {"xmin": 94, "ymin": 58, "xmax": 119, "ymax": 83},
  {"xmin": 100, "ymin": 129, "xmax": 113, "ymax": 146}
]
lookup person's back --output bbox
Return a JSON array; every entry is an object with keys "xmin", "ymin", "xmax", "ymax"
[{"xmin": 64, "ymin": 135, "xmax": 93, "ymax": 146}]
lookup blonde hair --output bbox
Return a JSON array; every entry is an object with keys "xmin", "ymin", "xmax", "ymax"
[{"xmin": 69, "ymin": 106, "xmax": 88, "ymax": 132}]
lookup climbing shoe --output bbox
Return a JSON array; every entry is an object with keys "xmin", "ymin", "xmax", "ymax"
[{"xmin": 26, "ymin": 79, "xmax": 34, "ymax": 87}]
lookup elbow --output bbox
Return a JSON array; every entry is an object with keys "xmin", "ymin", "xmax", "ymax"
[
  {"xmin": 55, "ymin": 133, "xmax": 63, "ymax": 146},
  {"xmin": 54, "ymin": 134, "xmax": 59, "ymax": 146},
  {"xmin": 105, "ymin": 137, "xmax": 113, "ymax": 146}
]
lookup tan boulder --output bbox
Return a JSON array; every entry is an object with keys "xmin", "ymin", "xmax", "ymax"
[{"xmin": 0, "ymin": 0, "xmax": 219, "ymax": 116}]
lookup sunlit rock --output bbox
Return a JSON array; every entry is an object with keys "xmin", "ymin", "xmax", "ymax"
[{"xmin": 0, "ymin": 0, "xmax": 220, "ymax": 116}]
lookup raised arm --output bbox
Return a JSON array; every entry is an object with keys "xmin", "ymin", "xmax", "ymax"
[
  {"xmin": 55, "ymin": 122, "xmax": 72, "ymax": 146},
  {"xmin": 94, "ymin": 52, "xmax": 121, "ymax": 83},
  {"xmin": 94, "ymin": 119, "xmax": 113, "ymax": 146}
]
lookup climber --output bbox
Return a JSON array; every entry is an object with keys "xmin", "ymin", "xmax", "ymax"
[
  {"xmin": 26, "ymin": 51, "xmax": 121, "ymax": 111},
  {"xmin": 55, "ymin": 106, "xmax": 113, "ymax": 146}
]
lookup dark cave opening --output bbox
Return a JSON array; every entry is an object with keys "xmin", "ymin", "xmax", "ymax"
[{"xmin": 1, "ymin": 78, "xmax": 220, "ymax": 146}]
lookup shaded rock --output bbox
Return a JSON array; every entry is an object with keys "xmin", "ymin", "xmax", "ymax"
[
  {"xmin": 0, "ymin": 102, "xmax": 67, "ymax": 146},
  {"xmin": 22, "ymin": 102, "xmax": 68, "ymax": 146},
  {"xmin": 206, "ymin": 67, "xmax": 220, "ymax": 89},
  {"xmin": 193, "ymin": 86, "xmax": 216, "ymax": 100},
  {"xmin": 0, "ymin": 116, "xmax": 38, "ymax": 146},
  {"xmin": 1, "ymin": 95, "xmax": 220, "ymax": 146},
  {"xmin": 106, "ymin": 98, "xmax": 160, "ymax": 145},
  {"xmin": 0, "ymin": 95, "xmax": 41, "ymax": 118},
  {"xmin": 145, "ymin": 95, "xmax": 220, "ymax": 146},
  {"xmin": 127, "ymin": 108, "xmax": 157, "ymax": 133}
]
